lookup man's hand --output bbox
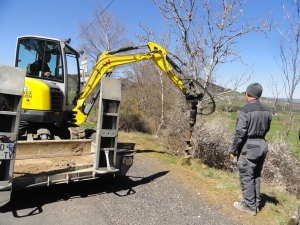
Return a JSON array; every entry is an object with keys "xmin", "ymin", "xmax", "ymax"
[
  {"xmin": 44, "ymin": 72, "xmax": 51, "ymax": 77},
  {"xmin": 230, "ymin": 153, "xmax": 237, "ymax": 164},
  {"xmin": 230, "ymin": 153, "xmax": 236, "ymax": 158}
]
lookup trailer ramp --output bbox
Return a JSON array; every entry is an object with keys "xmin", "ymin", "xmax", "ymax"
[{"xmin": 0, "ymin": 65, "xmax": 26, "ymax": 206}]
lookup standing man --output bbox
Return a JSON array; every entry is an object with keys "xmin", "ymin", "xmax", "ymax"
[{"xmin": 228, "ymin": 83, "xmax": 272, "ymax": 216}]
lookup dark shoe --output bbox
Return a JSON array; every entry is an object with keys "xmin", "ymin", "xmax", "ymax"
[{"xmin": 233, "ymin": 201, "xmax": 256, "ymax": 216}]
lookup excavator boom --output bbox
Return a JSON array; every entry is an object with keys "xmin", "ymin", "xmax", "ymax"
[{"xmin": 72, "ymin": 42, "xmax": 203, "ymax": 124}]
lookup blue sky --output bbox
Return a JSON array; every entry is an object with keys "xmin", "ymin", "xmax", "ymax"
[{"xmin": 0, "ymin": 0, "xmax": 298, "ymax": 98}]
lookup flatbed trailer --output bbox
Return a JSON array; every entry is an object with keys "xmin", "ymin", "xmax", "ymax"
[
  {"xmin": 12, "ymin": 140, "xmax": 134, "ymax": 191},
  {"xmin": 0, "ymin": 67, "xmax": 134, "ymax": 206}
]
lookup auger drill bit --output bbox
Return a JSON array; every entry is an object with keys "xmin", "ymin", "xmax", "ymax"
[{"xmin": 184, "ymin": 101, "xmax": 198, "ymax": 158}]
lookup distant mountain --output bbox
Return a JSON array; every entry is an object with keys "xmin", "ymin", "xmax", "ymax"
[
  {"xmin": 292, "ymin": 99, "xmax": 300, "ymax": 103},
  {"xmin": 277, "ymin": 98, "xmax": 300, "ymax": 103},
  {"xmin": 265, "ymin": 97, "xmax": 300, "ymax": 103},
  {"xmin": 206, "ymin": 82, "xmax": 228, "ymax": 93}
]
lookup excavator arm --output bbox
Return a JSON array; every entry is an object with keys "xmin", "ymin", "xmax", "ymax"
[
  {"xmin": 71, "ymin": 41, "xmax": 216, "ymax": 156},
  {"xmin": 72, "ymin": 42, "xmax": 205, "ymax": 125}
]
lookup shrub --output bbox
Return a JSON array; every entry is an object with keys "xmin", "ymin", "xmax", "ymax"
[
  {"xmin": 188, "ymin": 115, "xmax": 300, "ymax": 198},
  {"xmin": 119, "ymin": 112, "xmax": 152, "ymax": 133},
  {"xmin": 163, "ymin": 116, "xmax": 189, "ymax": 155},
  {"xmin": 193, "ymin": 116, "xmax": 300, "ymax": 198},
  {"xmin": 220, "ymin": 105, "xmax": 240, "ymax": 112},
  {"xmin": 263, "ymin": 137, "xmax": 300, "ymax": 198},
  {"xmin": 193, "ymin": 116, "xmax": 235, "ymax": 171}
]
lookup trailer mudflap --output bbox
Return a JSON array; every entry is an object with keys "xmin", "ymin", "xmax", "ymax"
[
  {"xmin": 116, "ymin": 150, "xmax": 135, "ymax": 176},
  {"xmin": 116, "ymin": 142, "xmax": 135, "ymax": 176}
]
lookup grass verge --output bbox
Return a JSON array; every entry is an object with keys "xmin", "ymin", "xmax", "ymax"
[
  {"xmin": 224, "ymin": 111, "xmax": 300, "ymax": 158},
  {"xmin": 119, "ymin": 131, "xmax": 300, "ymax": 225}
]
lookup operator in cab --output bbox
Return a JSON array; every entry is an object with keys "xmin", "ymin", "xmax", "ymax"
[{"xmin": 26, "ymin": 51, "xmax": 51, "ymax": 77}]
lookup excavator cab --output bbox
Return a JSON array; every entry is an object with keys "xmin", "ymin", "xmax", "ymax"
[
  {"xmin": 19, "ymin": 38, "xmax": 63, "ymax": 80},
  {"xmin": 15, "ymin": 36, "xmax": 82, "ymax": 139},
  {"xmin": 15, "ymin": 36, "xmax": 80, "ymax": 119}
]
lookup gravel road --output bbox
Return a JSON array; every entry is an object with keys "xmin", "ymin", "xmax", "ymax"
[{"xmin": 0, "ymin": 152, "xmax": 240, "ymax": 225}]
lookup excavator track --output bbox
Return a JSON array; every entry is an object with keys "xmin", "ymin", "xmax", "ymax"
[{"xmin": 68, "ymin": 126, "xmax": 86, "ymax": 140}]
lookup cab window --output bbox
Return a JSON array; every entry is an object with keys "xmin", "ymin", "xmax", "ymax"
[
  {"xmin": 65, "ymin": 45, "xmax": 80, "ymax": 105},
  {"xmin": 16, "ymin": 38, "xmax": 63, "ymax": 82}
]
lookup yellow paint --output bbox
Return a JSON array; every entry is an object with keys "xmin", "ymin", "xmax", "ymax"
[{"xmin": 22, "ymin": 77, "xmax": 51, "ymax": 110}]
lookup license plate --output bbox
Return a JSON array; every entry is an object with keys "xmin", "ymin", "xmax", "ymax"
[{"xmin": 0, "ymin": 143, "xmax": 15, "ymax": 160}]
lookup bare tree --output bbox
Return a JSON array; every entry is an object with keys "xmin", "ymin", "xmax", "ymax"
[
  {"xmin": 148, "ymin": 0, "xmax": 272, "ymax": 156},
  {"xmin": 76, "ymin": 3, "xmax": 128, "ymax": 125},
  {"xmin": 153, "ymin": 0, "xmax": 270, "ymax": 92},
  {"xmin": 77, "ymin": 3, "xmax": 127, "ymax": 64},
  {"xmin": 135, "ymin": 28, "xmax": 176, "ymax": 137},
  {"xmin": 276, "ymin": 0, "xmax": 300, "ymax": 139},
  {"xmin": 268, "ymin": 75, "xmax": 284, "ymax": 113}
]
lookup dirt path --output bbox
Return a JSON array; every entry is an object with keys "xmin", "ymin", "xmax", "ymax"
[
  {"xmin": 0, "ymin": 151, "xmax": 237, "ymax": 225},
  {"xmin": 1, "ymin": 149, "xmax": 274, "ymax": 225},
  {"xmin": 132, "ymin": 151, "xmax": 276, "ymax": 225}
]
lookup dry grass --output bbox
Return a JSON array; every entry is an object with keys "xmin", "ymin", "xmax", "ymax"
[{"xmin": 119, "ymin": 131, "xmax": 299, "ymax": 225}]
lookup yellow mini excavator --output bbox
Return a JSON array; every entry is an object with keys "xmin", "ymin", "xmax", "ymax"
[
  {"xmin": 15, "ymin": 35, "xmax": 215, "ymax": 141},
  {"xmin": 0, "ymin": 35, "xmax": 216, "ymax": 198}
]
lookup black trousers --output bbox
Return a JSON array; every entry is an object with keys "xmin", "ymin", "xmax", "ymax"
[{"xmin": 238, "ymin": 139, "xmax": 268, "ymax": 211}]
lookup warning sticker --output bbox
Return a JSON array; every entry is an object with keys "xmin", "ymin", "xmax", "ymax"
[{"xmin": 23, "ymin": 91, "xmax": 32, "ymax": 98}]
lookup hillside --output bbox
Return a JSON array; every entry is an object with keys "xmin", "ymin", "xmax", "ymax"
[{"xmin": 217, "ymin": 91, "xmax": 300, "ymax": 113}]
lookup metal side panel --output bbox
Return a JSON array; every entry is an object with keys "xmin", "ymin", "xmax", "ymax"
[
  {"xmin": 100, "ymin": 129, "xmax": 118, "ymax": 137},
  {"xmin": 94, "ymin": 78, "xmax": 121, "ymax": 174},
  {"xmin": 16, "ymin": 139, "xmax": 93, "ymax": 159},
  {"xmin": 0, "ymin": 65, "xmax": 26, "ymax": 96},
  {"xmin": 0, "ymin": 65, "xmax": 26, "ymax": 202},
  {"xmin": 100, "ymin": 77, "xmax": 121, "ymax": 101}
]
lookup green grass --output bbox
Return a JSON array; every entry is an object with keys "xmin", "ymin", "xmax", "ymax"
[
  {"xmin": 225, "ymin": 91, "xmax": 244, "ymax": 97},
  {"xmin": 201, "ymin": 169, "xmax": 221, "ymax": 179},
  {"xmin": 217, "ymin": 93, "xmax": 299, "ymax": 149},
  {"xmin": 82, "ymin": 122, "xmax": 97, "ymax": 129},
  {"xmin": 223, "ymin": 110, "xmax": 300, "ymax": 158}
]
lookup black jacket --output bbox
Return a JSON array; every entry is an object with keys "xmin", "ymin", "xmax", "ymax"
[
  {"xmin": 228, "ymin": 99, "xmax": 272, "ymax": 155},
  {"xmin": 27, "ymin": 60, "xmax": 50, "ymax": 76}
]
